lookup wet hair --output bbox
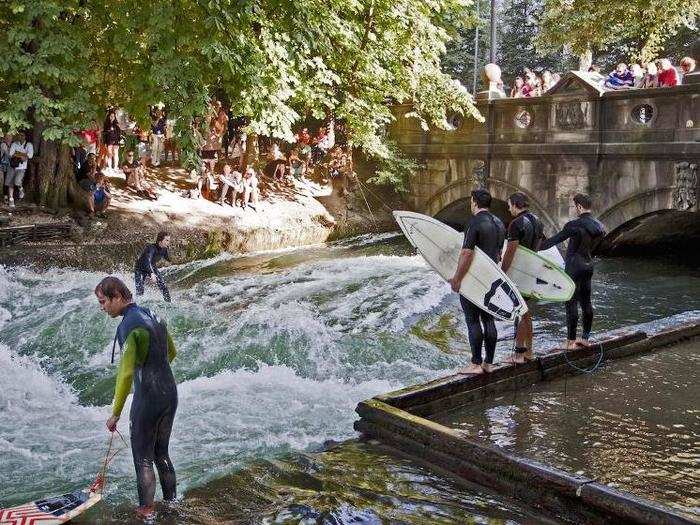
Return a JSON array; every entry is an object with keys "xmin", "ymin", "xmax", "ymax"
[
  {"xmin": 95, "ymin": 276, "xmax": 132, "ymax": 301},
  {"xmin": 508, "ymin": 192, "xmax": 529, "ymax": 209},
  {"xmin": 156, "ymin": 231, "xmax": 170, "ymax": 244},
  {"xmin": 573, "ymin": 193, "xmax": 592, "ymax": 209},
  {"xmin": 471, "ymin": 189, "xmax": 492, "ymax": 209}
]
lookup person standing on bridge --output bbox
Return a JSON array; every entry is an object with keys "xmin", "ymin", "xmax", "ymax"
[
  {"xmin": 95, "ymin": 276, "xmax": 178, "ymax": 521},
  {"xmin": 135, "ymin": 231, "xmax": 173, "ymax": 302},
  {"xmin": 539, "ymin": 194, "xmax": 606, "ymax": 349},
  {"xmin": 449, "ymin": 189, "xmax": 506, "ymax": 374},
  {"xmin": 501, "ymin": 192, "xmax": 544, "ymax": 363}
]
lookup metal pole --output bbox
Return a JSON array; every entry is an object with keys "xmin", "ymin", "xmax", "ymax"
[
  {"xmin": 489, "ymin": 0, "xmax": 497, "ymax": 64},
  {"xmin": 472, "ymin": 0, "xmax": 480, "ymax": 93}
]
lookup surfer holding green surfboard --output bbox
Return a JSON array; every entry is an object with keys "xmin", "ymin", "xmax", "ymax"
[
  {"xmin": 501, "ymin": 192, "xmax": 545, "ymax": 363},
  {"xmin": 449, "ymin": 189, "xmax": 507, "ymax": 374}
]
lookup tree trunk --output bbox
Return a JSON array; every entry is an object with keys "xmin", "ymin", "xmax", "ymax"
[
  {"xmin": 242, "ymin": 132, "xmax": 259, "ymax": 171},
  {"xmin": 29, "ymin": 125, "xmax": 81, "ymax": 210},
  {"xmin": 578, "ymin": 49, "xmax": 593, "ymax": 71}
]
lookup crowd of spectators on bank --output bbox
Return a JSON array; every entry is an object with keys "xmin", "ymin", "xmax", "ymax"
[
  {"xmin": 61, "ymin": 99, "xmax": 353, "ymax": 218},
  {"xmin": 505, "ymin": 56, "xmax": 695, "ymax": 98}
]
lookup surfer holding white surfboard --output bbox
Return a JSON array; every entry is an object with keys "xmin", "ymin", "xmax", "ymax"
[
  {"xmin": 448, "ymin": 189, "xmax": 507, "ymax": 374},
  {"xmin": 539, "ymin": 193, "xmax": 606, "ymax": 350},
  {"xmin": 501, "ymin": 192, "xmax": 545, "ymax": 363}
]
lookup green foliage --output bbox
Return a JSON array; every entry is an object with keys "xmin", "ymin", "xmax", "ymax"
[
  {"xmin": 366, "ymin": 140, "xmax": 417, "ymax": 194},
  {"xmin": 536, "ymin": 0, "xmax": 700, "ymax": 64},
  {"xmin": 497, "ymin": 0, "xmax": 575, "ymax": 81},
  {"xmin": 0, "ymin": 0, "xmax": 483, "ymax": 193}
]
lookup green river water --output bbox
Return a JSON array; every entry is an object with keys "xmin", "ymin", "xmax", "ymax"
[{"xmin": 1, "ymin": 233, "xmax": 699, "ymax": 523}]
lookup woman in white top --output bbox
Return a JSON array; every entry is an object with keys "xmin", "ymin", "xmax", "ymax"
[
  {"xmin": 243, "ymin": 167, "xmax": 259, "ymax": 210},
  {"xmin": 6, "ymin": 131, "xmax": 34, "ymax": 206}
]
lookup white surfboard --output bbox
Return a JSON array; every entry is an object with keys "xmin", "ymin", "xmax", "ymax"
[
  {"xmin": 394, "ymin": 211, "xmax": 527, "ymax": 322},
  {"xmin": 537, "ymin": 245, "xmax": 565, "ymax": 268},
  {"xmin": 502, "ymin": 242, "xmax": 574, "ymax": 302},
  {"xmin": 0, "ymin": 486, "xmax": 101, "ymax": 524}
]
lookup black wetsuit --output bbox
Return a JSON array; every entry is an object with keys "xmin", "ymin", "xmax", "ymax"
[
  {"xmin": 507, "ymin": 210, "xmax": 544, "ymax": 252},
  {"xmin": 540, "ymin": 213, "xmax": 606, "ymax": 341},
  {"xmin": 461, "ymin": 210, "xmax": 506, "ymax": 365},
  {"xmin": 135, "ymin": 244, "xmax": 171, "ymax": 302},
  {"xmin": 116, "ymin": 304, "xmax": 178, "ymax": 507},
  {"xmin": 507, "ymin": 210, "xmax": 545, "ymax": 353}
]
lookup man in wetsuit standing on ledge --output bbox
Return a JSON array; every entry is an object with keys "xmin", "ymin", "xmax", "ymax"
[
  {"xmin": 95, "ymin": 276, "xmax": 178, "ymax": 520},
  {"xmin": 501, "ymin": 192, "xmax": 544, "ymax": 363},
  {"xmin": 135, "ymin": 231, "xmax": 172, "ymax": 302},
  {"xmin": 449, "ymin": 189, "xmax": 506, "ymax": 375},
  {"xmin": 539, "ymin": 193, "xmax": 606, "ymax": 349}
]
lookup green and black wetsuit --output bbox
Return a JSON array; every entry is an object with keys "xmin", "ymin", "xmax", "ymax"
[{"xmin": 113, "ymin": 303, "xmax": 178, "ymax": 507}]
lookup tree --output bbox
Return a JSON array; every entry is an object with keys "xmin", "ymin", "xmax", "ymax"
[
  {"xmin": 497, "ymin": 0, "xmax": 574, "ymax": 82},
  {"xmin": 536, "ymin": 0, "xmax": 700, "ymax": 65},
  {"xmin": 0, "ymin": 0, "xmax": 483, "ymax": 207}
]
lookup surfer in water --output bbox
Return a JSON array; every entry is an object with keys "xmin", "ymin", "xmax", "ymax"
[
  {"xmin": 539, "ymin": 193, "xmax": 606, "ymax": 349},
  {"xmin": 449, "ymin": 189, "xmax": 506, "ymax": 374},
  {"xmin": 501, "ymin": 192, "xmax": 544, "ymax": 363},
  {"xmin": 135, "ymin": 231, "xmax": 172, "ymax": 302},
  {"xmin": 95, "ymin": 276, "xmax": 178, "ymax": 520}
]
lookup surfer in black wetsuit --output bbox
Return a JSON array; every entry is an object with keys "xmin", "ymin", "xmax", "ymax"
[
  {"xmin": 135, "ymin": 231, "xmax": 172, "ymax": 302},
  {"xmin": 95, "ymin": 276, "xmax": 178, "ymax": 520},
  {"xmin": 539, "ymin": 193, "xmax": 606, "ymax": 349},
  {"xmin": 449, "ymin": 189, "xmax": 506, "ymax": 374},
  {"xmin": 501, "ymin": 192, "xmax": 544, "ymax": 363}
]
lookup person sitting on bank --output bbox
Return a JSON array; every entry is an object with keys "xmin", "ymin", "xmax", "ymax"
[
  {"xmin": 449, "ymin": 189, "xmax": 506, "ymax": 375},
  {"xmin": 122, "ymin": 150, "xmax": 158, "ymax": 200},
  {"xmin": 95, "ymin": 276, "xmax": 178, "ymax": 521},
  {"xmin": 92, "ymin": 172, "xmax": 111, "ymax": 215},
  {"xmin": 242, "ymin": 167, "xmax": 259, "ymax": 211},
  {"xmin": 501, "ymin": 192, "xmax": 544, "ymax": 363},
  {"xmin": 195, "ymin": 163, "xmax": 218, "ymax": 200},
  {"xmin": 539, "ymin": 194, "xmax": 606, "ymax": 350},
  {"xmin": 218, "ymin": 163, "xmax": 244, "ymax": 206},
  {"xmin": 135, "ymin": 231, "xmax": 173, "ymax": 302}
]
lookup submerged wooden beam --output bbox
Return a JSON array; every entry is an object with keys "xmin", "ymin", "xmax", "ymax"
[{"xmin": 356, "ymin": 314, "xmax": 700, "ymax": 525}]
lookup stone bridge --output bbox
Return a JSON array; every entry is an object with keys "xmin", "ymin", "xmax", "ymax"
[{"xmin": 391, "ymin": 72, "xmax": 700, "ymax": 253}]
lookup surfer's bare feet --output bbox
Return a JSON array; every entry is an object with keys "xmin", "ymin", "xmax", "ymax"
[
  {"xmin": 136, "ymin": 505, "xmax": 155, "ymax": 521},
  {"xmin": 565, "ymin": 339, "xmax": 577, "ymax": 350},
  {"xmin": 575, "ymin": 338, "xmax": 590, "ymax": 347},
  {"xmin": 482, "ymin": 363, "xmax": 494, "ymax": 373},
  {"xmin": 458, "ymin": 364, "xmax": 484, "ymax": 375}
]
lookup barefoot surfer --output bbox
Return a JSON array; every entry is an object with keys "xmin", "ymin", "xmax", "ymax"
[
  {"xmin": 95, "ymin": 276, "xmax": 178, "ymax": 519},
  {"xmin": 539, "ymin": 194, "xmax": 606, "ymax": 349},
  {"xmin": 449, "ymin": 190, "xmax": 506, "ymax": 374},
  {"xmin": 501, "ymin": 192, "xmax": 544, "ymax": 363}
]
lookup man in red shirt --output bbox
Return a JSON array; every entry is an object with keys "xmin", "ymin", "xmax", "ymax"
[{"xmin": 658, "ymin": 58, "xmax": 679, "ymax": 87}]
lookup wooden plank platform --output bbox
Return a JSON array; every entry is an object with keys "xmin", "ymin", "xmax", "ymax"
[{"xmin": 355, "ymin": 313, "xmax": 700, "ymax": 525}]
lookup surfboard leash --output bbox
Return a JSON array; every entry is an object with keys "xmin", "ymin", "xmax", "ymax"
[{"xmin": 90, "ymin": 429, "xmax": 129, "ymax": 495}]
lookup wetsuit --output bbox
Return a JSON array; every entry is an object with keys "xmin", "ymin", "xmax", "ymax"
[
  {"xmin": 113, "ymin": 303, "xmax": 178, "ymax": 507},
  {"xmin": 461, "ymin": 210, "xmax": 506, "ymax": 365},
  {"xmin": 507, "ymin": 210, "xmax": 544, "ymax": 354},
  {"xmin": 540, "ymin": 213, "xmax": 606, "ymax": 341},
  {"xmin": 135, "ymin": 243, "xmax": 171, "ymax": 302}
]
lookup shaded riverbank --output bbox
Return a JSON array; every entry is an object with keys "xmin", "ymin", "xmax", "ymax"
[{"xmin": 0, "ymin": 165, "xmax": 403, "ymax": 270}]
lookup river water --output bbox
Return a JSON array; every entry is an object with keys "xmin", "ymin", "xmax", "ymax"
[{"xmin": 1, "ymin": 233, "xmax": 699, "ymax": 523}]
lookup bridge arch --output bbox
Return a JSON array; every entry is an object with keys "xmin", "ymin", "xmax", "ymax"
[{"xmin": 424, "ymin": 178, "xmax": 560, "ymax": 233}]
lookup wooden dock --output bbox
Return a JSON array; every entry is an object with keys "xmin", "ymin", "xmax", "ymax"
[{"xmin": 355, "ymin": 314, "xmax": 700, "ymax": 525}]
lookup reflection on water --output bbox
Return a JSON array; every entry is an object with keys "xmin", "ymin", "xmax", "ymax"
[
  {"xmin": 433, "ymin": 340, "xmax": 700, "ymax": 518},
  {"xmin": 83, "ymin": 441, "xmax": 544, "ymax": 524},
  {"xmin": 1, "ymin": 233, "xmax": 699, "ymax": 523}
]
